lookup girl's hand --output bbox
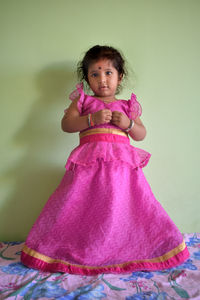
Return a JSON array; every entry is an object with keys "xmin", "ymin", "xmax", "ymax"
[
  {"xmin": 111, "ymin": 111, "xmax": 130, "ymax": 130},
  {"xmin": 92, "ymin": 109, "xmax": 112, "ymax": 125}
]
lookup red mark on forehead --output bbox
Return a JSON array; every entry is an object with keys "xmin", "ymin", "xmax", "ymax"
[{"xmin": 98, "ymin": 67, "xmax": 101, "ymax": 69}]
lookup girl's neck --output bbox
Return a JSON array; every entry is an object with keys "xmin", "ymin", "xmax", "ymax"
[{"xmin": 92, "ymin": 95, "xmax": 118, "ymax": 103}]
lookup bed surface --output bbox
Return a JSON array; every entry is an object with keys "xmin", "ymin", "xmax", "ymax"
[{"xmin": 0, "ymin": 233, "xmax": 200, "ymax": 299}]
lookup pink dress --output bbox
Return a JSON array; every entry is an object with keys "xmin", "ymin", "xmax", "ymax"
[{"xmin": 21, "ymin": 83, "xmax": 189, "ymax": 275}]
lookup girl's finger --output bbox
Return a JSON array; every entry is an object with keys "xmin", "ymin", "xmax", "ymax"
[
  {"xmin": 112, "ymin": 116, "xmax": 119, "ymax": 121},
  {"xmin": 106, "ymin": 117, "xmax": 112, "ymax": 121},
  {"xmin": 104, "ymin": 109, "xmax": 112, "ymax": 114}
]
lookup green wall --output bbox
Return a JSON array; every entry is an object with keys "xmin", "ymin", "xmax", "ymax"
[{"xmin": 0, "ymin": 0, "xmax": 199, "ymax": 240}]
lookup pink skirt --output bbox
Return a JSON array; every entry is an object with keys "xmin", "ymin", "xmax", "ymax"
[{"xmin": 21, "ymin": 130, "xmax": 189, "ymax": 275}]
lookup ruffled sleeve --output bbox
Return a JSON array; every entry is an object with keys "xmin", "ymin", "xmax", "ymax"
[
  {"xmin": 127, "ymin": 93, "xmax": 142, "ymax": 120},
  {"xmin": 68, "ymin": 82, "xmax": 85, "ymax": 114}
]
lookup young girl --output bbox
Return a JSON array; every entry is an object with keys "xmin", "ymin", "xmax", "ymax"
[{"xmin": 21, "ymin": 45, "xmax": 189, "ymax": 275}]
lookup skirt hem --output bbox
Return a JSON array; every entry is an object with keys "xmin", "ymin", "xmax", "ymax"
[{"xmin": 21, "ymin": 245, "xmax": 190, "ymax": 275}]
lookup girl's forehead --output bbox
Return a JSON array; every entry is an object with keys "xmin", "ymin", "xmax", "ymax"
[{"xmin": 88, "ymin": 59, "xmax": 114, "ymax": 70}]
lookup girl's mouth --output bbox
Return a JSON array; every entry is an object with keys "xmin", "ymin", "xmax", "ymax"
[{"xmin": 100, "ymin": 86, "xmax": 108, "ymax": 89}]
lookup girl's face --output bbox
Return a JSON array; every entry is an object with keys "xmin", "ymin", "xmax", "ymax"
[{"xmin": 87, "ymin": 59, "xmax": 122, "ymax": 101}]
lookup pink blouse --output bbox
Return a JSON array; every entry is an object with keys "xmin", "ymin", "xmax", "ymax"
[
  {"xmin": 65, "ymin": 83, "xmax": 150, "ymax": 171},
  {"xmin": 69, "ymin": 83, "xmax": 142, "ymax": 124}
]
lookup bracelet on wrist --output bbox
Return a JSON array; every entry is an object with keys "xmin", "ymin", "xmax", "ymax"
[
  {"xmin": 90, "ymin": 114, "xmax": 94, "ymax": 126},
  {"xmin": 125, "ymin": 119, "xmax": 134, "ymax": 132},
  {"xmin": 88, "ymin": 114, "xmax": 95, "ymax": 127}
]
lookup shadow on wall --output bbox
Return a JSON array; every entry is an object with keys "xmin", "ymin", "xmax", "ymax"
[{"xmin": 2, "ymin": 62, "xmax": 76, "ymax": 241}]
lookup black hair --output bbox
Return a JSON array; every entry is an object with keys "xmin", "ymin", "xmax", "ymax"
[{"xmin": 77, "ymin": 45, "xmax": 127, "ymax": 93}]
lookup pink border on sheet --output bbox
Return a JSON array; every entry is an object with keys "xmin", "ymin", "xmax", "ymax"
[{"xmin": 21, "ymin": 247, "xmax": 190, "ymax": 276}]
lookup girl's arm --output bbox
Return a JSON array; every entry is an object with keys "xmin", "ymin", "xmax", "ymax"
[
  {"xmin": 128, "ymin": 117, "xmax": 146, "ymax": 141},
  {"xmin": 111, "ymin": 111, "xmax": 146, "ymax": 141},
  {"xmin": 61, "ymin": 98, "xmax": 112, "ymax": 133},
  {"xmin": 61, "ymin": 98, "xmax": 89, "ymax": 133}
]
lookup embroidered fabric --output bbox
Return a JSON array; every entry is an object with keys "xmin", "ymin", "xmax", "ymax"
[{"xmin": 66, "ymin": 142, "xmax": 151, "ymax": 171}]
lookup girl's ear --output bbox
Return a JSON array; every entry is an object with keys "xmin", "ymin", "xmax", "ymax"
[{"xmin": 118, "ymin": 74, "xmax": 123, "ymax": 84}]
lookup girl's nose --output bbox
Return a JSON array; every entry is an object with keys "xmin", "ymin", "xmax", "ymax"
[{"xmin": 99, "ymin": 73, "xmax": 106, "ymax": 83}]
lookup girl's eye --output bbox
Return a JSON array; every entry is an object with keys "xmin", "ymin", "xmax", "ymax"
[
  {"xmin": 91, "ymin": 73, "xmax": 98, "ymax": 77},
  {"xmin": 106, "ymin": 71, "xmax": 112, "ymax": 75}
]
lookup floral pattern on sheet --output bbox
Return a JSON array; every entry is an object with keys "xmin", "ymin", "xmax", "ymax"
[{"xmin": 0, "ymin": 233, "xmax": 200, "ymax": 299}]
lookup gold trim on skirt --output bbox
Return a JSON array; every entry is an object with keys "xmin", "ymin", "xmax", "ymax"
[{"xmin": 22, "ymin": 241, "xmax": 186, "ymax": 270}]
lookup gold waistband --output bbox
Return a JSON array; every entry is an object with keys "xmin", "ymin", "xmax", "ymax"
[{"xmin": 80, "ymin": 128, "xmax": 128, "ymax": 139}]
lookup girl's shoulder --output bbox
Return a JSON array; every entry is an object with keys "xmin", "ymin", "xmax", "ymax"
[
  {"xmin": 69, "ymin": 83, "xmax": 85, "ymax": 102},
  {"xmin": 69, "ymin": 83, "xmax": 90, "ymax": 114},
  {"xmin": 120, "ymin": 93, "xmax": 142, "ymax": 120}
]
